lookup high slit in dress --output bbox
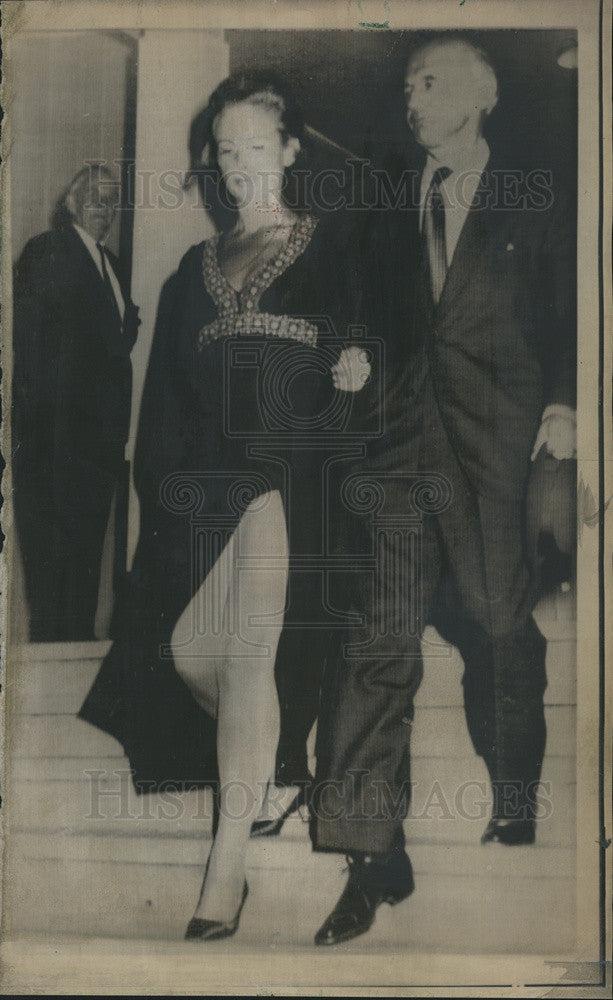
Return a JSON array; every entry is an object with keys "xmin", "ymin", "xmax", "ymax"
[{"xmin": 79, "ymin": 214, "xmax": 365, "ymax": 792}]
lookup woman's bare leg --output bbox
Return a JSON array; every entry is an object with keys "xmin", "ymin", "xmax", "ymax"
[
  {"xmin": 171, "ymin": 529, "xmax": 237, "ymax": 718},
  {"xmin": 190, "ymin": 490, "xmax": 288, "ymax": 922}
]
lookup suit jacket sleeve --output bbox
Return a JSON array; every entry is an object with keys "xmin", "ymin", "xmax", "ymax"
[
  {"xmin": 12, "ymin": 235, "xmax": 61, "ymax": 481},
  {"xmin": 307, "ymin": 210, "xmax": 382, "ymax": 438},
  {"xmin": 536, "ymin": 183, "xmax": 577, "ymax": 410},
  {"xmin": 332, "ymin": 205, "xmax": 418, "ymax": 441}
]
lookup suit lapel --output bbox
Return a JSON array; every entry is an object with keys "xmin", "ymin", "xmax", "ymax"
[
  {"xmin": 416, "ymin": 228, "xmax": 435, "ymax": 327},
  {"xmin": 65, "ymin": 225, "xmax": 108, "ymax": 296},
  {"xmin": 435, "ymin": 164, "xmax": 493, "ymax": 314},
  {"xmin": 64, "ymin": 227, "xmax": 130, "ymax": 354},
  {"xmin": 435, "ymin": 155, "xmax": 521, "ymax": 317}
]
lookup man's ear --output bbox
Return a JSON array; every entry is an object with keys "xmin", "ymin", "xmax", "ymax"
[
  {"xmin": 484, "ymin": 93, "xmax": 499, "ymax": 117},
  {"xmin": 480, "ymin": 79, "xmax": 499, "ymax": 118},
  {"xmin": 282, "ymin": 136, "xmax": 301, "ymax": 169}
]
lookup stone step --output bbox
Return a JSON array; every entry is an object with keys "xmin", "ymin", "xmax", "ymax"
[
  {"xmin": 2, "ymin": 940, "xmax": 592, "ymax": 999},
  {"xmin": 532, "ymin": 586, "xmax": 576, "ymax": 634},
  {"xmin": 416, "ymin": 632, "xmax": 575, "ymax": 707},
  {"xmin": 9, "ymin": 628, "xmax": 576, "ymax": 715},
  {"xmin": 410, "ymin": 705, "xmax": 575, "ymax": 759},
  {"xmin": 10, "ymin": 828, "xmax": 576, "ymax": 879},
  {"xmin": 10, "ymin": 703, "xmax": 576, "ymax": 763},
  {"xmin": 5, "ymin": 590, "xmax": 577, "ymax": 955},
  {"xmin": 8, "ymin": 584, "xmax": 575, "ymax": 677},
  {"xmin": 8, "ymin": 756, "xmax": 575, "ymax": 847},
  {"xmin": 4, "ymin": 852, "xmax": 576, "ymax": 953},
  {"xmin": 9, "ymin": 744, "xmax": 576, "ymax": 789}
]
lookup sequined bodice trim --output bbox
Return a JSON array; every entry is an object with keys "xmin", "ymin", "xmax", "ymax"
[{"xmin": 198, "ymin": 216, "xmax": 319, "ymax": 349}]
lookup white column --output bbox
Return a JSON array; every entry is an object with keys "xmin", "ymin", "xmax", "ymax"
[{"xmin": 127, "ymin": 29, "xmax": 229, "ymax": 562}]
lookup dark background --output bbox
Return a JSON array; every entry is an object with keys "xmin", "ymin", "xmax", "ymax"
[{"xmin": 227, "ymin": 29, "xmax": 577, "ymax": 180}]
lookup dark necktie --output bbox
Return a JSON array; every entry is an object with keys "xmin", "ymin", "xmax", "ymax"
[
  {"xmin": 96, "ymin": 242, "xmax": 121, "ymax": 321},
  {"xmin": 423, "ymin": 166, "xmax": 452, "ymax": 305}
]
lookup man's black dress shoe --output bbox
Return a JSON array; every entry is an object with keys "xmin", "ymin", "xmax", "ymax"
[
  {"xmin": 315, "ymin": 851, "xmax": 415, "ymax": 946},
  {"xmin": 481, "ymin": 817, "xmax": 536, "ymax": 845},
  {"xmin": 184, "ymin": 881, "xmax": 249, "ymax": 941}
]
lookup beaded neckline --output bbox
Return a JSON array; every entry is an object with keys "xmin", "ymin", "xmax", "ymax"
[{"xmin": 201, "ymin": 215, "xmax": 318, "ymax": 318}]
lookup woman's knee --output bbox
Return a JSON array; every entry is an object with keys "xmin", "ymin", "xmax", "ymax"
[
  {"xmin": 221, "ymin": 651, "xmax": 277, "ymax": 694},
  {"xmin": 174, "ymin": 651, "xmax": 217, "ymax": 693}
]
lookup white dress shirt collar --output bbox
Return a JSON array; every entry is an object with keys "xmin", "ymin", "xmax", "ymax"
[
  {"xmin": 73, "ymin": 222, "xmax": 105, "ymax": 262},
  {"xmin": 419, "ymin": 139, "xmax": 491, "ymax": 266},
  {"xmin": 420, "ymin": 138, "xmax": 490, "ymax": 213},
  {"xmin": 72, "ymin": 223, "xmax": 125, "ymax": 319}
]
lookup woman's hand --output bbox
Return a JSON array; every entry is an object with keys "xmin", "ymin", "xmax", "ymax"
[{"xmin": 331, "ymin": 346, "xmax": 371, "ymax": 393}]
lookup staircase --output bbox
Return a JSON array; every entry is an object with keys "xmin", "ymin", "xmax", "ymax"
[{"xmin": 4, "ymin": 589, "xmax": 576, "ymax": 954}]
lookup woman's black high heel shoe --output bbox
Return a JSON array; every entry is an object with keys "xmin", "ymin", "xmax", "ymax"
[
  {"xmin": 185, "ymin": 881, "xmax": 249, "ymax": 942},
  {"xmin": 250, "ymin": 785, "xmax": 311, "ymax": 838}
]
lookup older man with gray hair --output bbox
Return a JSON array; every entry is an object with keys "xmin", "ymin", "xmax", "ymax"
[
  {"xmin": 312, "ymin": 33, "xmax": 575, "ymax": 946},
  {"xmin": 12, "ymin": 164, "xmax": 139, "ymax": 640}
]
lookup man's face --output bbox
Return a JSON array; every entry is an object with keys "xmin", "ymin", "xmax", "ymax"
[
  {"xmin": 404, "ymin": 43, "xmax": 489, "ymax": 152},
  {"xmin": 71, "ymin": 176, "xmax": 118, "ymax": 242}
]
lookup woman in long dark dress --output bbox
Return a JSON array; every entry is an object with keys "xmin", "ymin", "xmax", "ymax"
[{"xmin": 80, "ymin": 72, "xmax": 370, "ymax": 939}]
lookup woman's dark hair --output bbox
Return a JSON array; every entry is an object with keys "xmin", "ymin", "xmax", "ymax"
[{"xmin": 188, "ymin": 70, "xmax": 307, "ymax": 229}]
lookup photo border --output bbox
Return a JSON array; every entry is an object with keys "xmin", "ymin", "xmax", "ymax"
[{"xmin": 0, "ymin": 1, "xmax": 609, "ymax": 995}]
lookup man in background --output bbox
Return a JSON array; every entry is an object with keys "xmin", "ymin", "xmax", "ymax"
[{"xmin": 12, "ymin": 164, "xmax": 139, "ymax": 641}]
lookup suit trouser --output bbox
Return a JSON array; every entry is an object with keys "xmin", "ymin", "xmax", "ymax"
[
  {"xmin": 54, "ymin": 500, "xmax": 113, "ymax": 641},
  {"xmin": 428, "ymin": 498, "xmax": 547, "ymax": 820},
  {"xmin": 274, "ymin": 587, "xmax": 333, "ymax": 787},
  {"xmin": 422, "ymin": 374, "xmax": 548, "ymax": 819},
  {"xmin": 312, "ymin": 412, "xmax": 547, "ymax": 854},
  {"xmin": 15, "ymin": 474, "xmax": 60, "ymax": 641},
  {"xmin": 17, "ymin": 468, "xmax": 117, "ymax": 642},
  {"xmin": 312, "ymin": 477, "xmax": 437, "ymax": 855}
]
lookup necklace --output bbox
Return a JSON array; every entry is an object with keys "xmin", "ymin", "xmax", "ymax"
[{"xmin": 219, "ymin": 218, "xmax": 297, "ymax": 293}]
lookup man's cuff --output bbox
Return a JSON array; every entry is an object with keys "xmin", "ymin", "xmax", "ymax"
[{"xmin": 541, "ymin": 404, "xmax": 576, "ymax": 423}]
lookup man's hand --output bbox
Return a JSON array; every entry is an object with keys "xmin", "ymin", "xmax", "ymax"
[
  {"xmin": 531, "ymin": 405, "xmax": 577, "ymax": 461},
  {"xmin": 331, "ymin": 346, "xmax": 371, "ymax": 393}
]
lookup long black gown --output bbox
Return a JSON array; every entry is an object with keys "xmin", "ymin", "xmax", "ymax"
[{"xmin": 79, "ymin": 215, "xmax": 365, "ymax": 792}]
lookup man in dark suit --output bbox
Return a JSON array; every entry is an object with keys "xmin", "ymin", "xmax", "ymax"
[
  {"xmin": 312, "ymin": 36, "xmax": 576, "ymax": 945},
  {"xmin": 12, "ymin": 165, "xmax": 139, "ymax": 641}
]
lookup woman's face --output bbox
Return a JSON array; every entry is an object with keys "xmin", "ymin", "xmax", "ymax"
[{"xmin": 213, "ymin": 99, "xmax": 299, "ymax": 208}]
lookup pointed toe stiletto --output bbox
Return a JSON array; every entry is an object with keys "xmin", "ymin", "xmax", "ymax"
[
  {"xmin": 250, "ymin": 785, "xmax": 311, "ymax": 838},
  {"xmin": 185, "ymin": 881, "xmax": 249, "ymax": 942}
]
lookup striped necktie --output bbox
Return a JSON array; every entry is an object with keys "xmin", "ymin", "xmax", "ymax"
[{"xmin": 423, "ymin": 166, "xmax": 452, "ymax": 305}]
